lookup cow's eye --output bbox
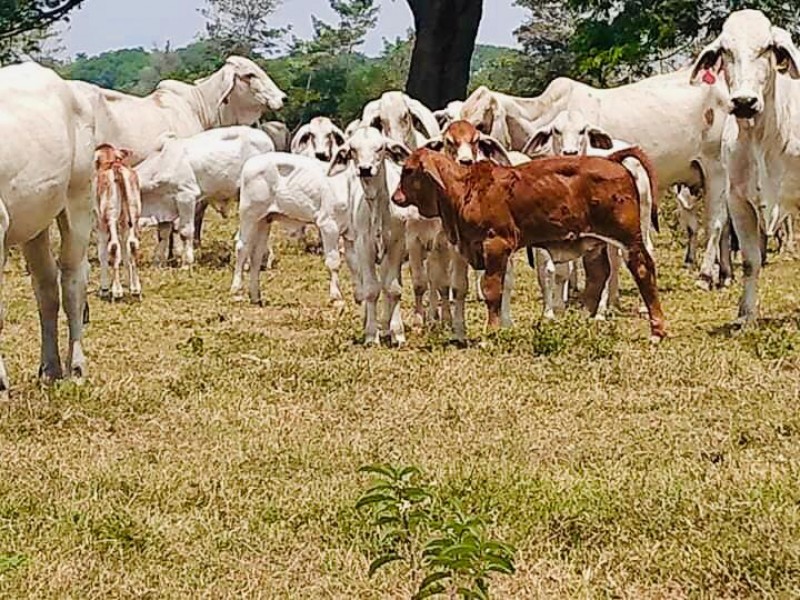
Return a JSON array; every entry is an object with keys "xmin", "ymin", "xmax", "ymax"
[{"xmin": 242, "ymin": 73, "xmax": 256, "ymax": 81}]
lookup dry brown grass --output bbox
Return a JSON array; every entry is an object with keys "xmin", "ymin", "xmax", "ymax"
[{"xmin": 0, "ymin": 207, "xmax": 799, "ymax": 598}]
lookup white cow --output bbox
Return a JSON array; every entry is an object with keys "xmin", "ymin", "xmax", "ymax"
[
  {"xmin": 0, "ymin": 63, "xmax": 95, "ymax": 388},
  {"xmin": 232, "ymin": 153, "xmax": 357, "ymax": 305},
  {"xmin": 71, "ymin": 56, "xmax": 286, "ymax": 166},
  {"xmin": 361, "ymin": 91, "xmax": 441, "ymax": 148},
  {"xmin": 689, "ymin": 10, "xmax": 800, "ymax": 323},
  {"xmin": 462, "ymin": 70, "xmax": 732, "ymax": 289},
  {"xmin": 136, "ymin": 126, "xmax": 275, "ymax": 266},
  {"xmin": 260, "ymin": 120, "xmax": 291, "ymax": 152},
  {"xmin": 291, "ymin": 116, "xmax": 346, "ymax": 162},
  {"xmin": 432, "ymin": 100, "xmax": 465, "ymax": 129},
  {"xmin": 94, "ymin": 144, "xmax": 142, "ymax": 300},
  {"xmin": 524, "ymin": 109, "xmax": 657, "ymax": 319},
  {"xmin": 328, "ymin": 127, "xmax": 425, "ymax": 345}
]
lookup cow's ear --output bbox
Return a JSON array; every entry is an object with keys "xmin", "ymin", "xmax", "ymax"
[
  {"xmin": 772, "ymin": 26, "xmax": 800, "ymax": 79},
  {"xmin": 117, "ymin": 148, "xmax": 134, "ymax": 164},
  {"xmin": 690, "ymin": 38, "xmax": 722, "ymax": 84},
  {"xmin": 522, "ymin": 128, "xmax": 552, "ymax": 157},
  {"xmin": 330, "ymin": 125, "xmax": 346, "ymax": 148},
  {"xmin": 385, "ymin": 140, "xmax": 411, "ymax": 165},
  {"xmin": 587, "ymin": 127, "xmax": 613, "ymax": 151},
  {"xmin": 328, "ymin": 145, "xmax": 351, "ymax": 177},
  {"xmin": 421, "ymin": 156, "xmax": 446, "ymax": 190},
  {"xmin": 291, "ymin": 124, "xmax": 312, "ymax": 153},
  {"xmin": 422, "ymin": 137, "xmax": 444, "ymax": 152},
  {"xmin": 478, "ymin": 135, "xmax": 512, "ymax": 166}
]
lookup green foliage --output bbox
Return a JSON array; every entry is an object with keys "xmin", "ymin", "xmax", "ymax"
[
  {"xmin": 517, "ymin": 0, "xmax": 800, "ymax": 86},
  {"xmin": 200, "ymin": 0, "xmax": 287, "ymax": 56},
  {"xmin": 0, "ymin": 0, "xmax": 84, "ymax": 64},
  {"xmin": 357, "ymin": 464, "xmax": 516, "ymax": 598}
]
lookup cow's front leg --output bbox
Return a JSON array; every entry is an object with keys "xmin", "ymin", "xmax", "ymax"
[
  {"xmin": 481, "ymin": 236, "xmax": 512, "ymax": 329},
  {"xmin": 381, "ymin": 239, "xmax": 407, "ymax": 346},
  {"xmin": 729, "ymin": 194, "xmax": 761, "ymax": 325},
  {"xmin": 406, "ymin": 234, "xmax": 427, "ymax": 327}
]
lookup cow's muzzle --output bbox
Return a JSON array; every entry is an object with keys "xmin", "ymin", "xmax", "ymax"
[
  {"xmin": 731, "ymin": 95, "xmax": 759, "ymax": 119},
  {"xmin": 391, "ymin": 187, "xmax": 409, "ymax": 207}
]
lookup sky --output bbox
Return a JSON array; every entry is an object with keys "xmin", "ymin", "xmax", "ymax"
[{"xmin": 60, "ymin": 0, "xmax": 527, "ymax": 58}]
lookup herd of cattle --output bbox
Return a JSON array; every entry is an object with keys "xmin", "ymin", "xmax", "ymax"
[{"xmin": 0, "ymin": 9, "xmax": 797, "ymax": 391}]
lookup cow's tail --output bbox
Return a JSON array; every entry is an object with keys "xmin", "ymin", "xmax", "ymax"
[
  {"xmin": 607, "ymin": 146, "xmax": 659, "ymax": 233},
  {"xmin": 526, "ymin": 245, "xmax": 535, "ymax": 269}
]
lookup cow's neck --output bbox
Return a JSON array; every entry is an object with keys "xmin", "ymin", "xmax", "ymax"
[{"xmin": 191, "ymin": 70, "xmax": 230, "ymax": 130}]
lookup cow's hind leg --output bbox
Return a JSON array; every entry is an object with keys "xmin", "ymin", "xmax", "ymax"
[
  {"xmin": 481, "ymin": 237, "xmax": 513, "ymax": 329},
  {"xmin": 625, "ymin": 242, "xmax": 667, "ymax": 341},
  {"xmin": 248, "ymin": 220, "xmax": 271, "ymax": 305},
  {"xmin": 582, "ymin": 245, "xmax": 611, "ymax": 318},
  {"xmin": 57, "ymin": 208, "xmax": 92, "ymax": 379},
  {"xmin": 23, "ymin": 229, "xmax": 62, "ymax": 382}
]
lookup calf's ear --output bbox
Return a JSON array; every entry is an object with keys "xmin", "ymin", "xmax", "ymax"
[
  {"xmin": 772, "ymin": 26, "xmax": 800, "ymax": 79},
  {"xmin": 587, "ymin": 127, "xmax": 613, "ymax": 151},
  {"xmin": 422, "ymin": 137, "xmax": 444, "ymax": 152},
  {"xmin": 421, "ymin": 157, "xmax": 446, "ymax": 191},
  {"xmin": 385, "ymin": 141, "xmax": 411, "ymax": 165},
  {"xmin": 478, "ymin": 135, "xmax": 512, "ymax": 166},
  {"xmin": 330, "ymin": 125, "xmax": 346, "ymax": 148},
  {"xmin": 521, "ymin": 128, "xmax": 552, "ymax": 157},
  {"xmin": 327, "ymin": 145, "xmax": 351, "ymax": 177}
]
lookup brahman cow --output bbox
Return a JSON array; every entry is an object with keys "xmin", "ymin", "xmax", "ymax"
[
  {"xmin": 689, "ymin": 9, "xmax": 800, "ymax": 324},
  {"xmin": 0, "ymin": 63, "xmax": 95, "ymax": 388},
  {"xmin": 136, "ymin": 126, "xmax": 275, "ymax": 267},
  {"xmin": 328, "ymin": 127, "xmax": 419, "ymax": 345},
  {"xmin": 71, "ymin": 56, "xmax": 286, "ymax": 166},
  {"xmin": 391, "ymin": 148, "xmax": 666, "ymax": 342}
]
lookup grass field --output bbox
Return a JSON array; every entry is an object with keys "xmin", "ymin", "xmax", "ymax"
[{"xmin": 0, "ymin": 204, "xmax": 799, "ymax": 599}]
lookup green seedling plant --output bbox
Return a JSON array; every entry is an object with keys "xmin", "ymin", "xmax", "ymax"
[
  {"xmin": 357, "ymin": 465, "xmax": 516, "ymax": 598},
  {"xmin": 416, "ymin": 507, "xmax": 515, "ymax": 599},
  {"xmin": 356, "ymin": 464, "xmax": 436, "ymax": 582}
]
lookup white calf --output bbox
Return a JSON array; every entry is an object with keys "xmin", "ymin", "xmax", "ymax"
[
  {"xmin": 94, "ymin": 144, "xmax": 142, "ymax": 299},
  {"xmin": 328, "ymin": 127, "xmax": 425, "ymax": 345},
  {"xmin": 232, "ymin": 153, "xmax": 357, "ymax": 305},
  {"xmin": 136, "ymin": 126, "xmax": 275, "ymax": 266}
]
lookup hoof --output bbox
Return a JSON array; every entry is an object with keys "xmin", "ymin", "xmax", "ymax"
[
  {"xmin": 543, "ymin": 309, "xmax": 556, "ymax": 320},
  {"xmin": 393, "ymin": 335, "xmax": 407, "ymax": 348},
  {"xmin": 364, "ymin": 335, "xmax": 380, "ymax": 347},
  {"xmin": 130, "ymin": 292, "xmax": 142, "ymax": 302},
  {"xmin": 38, "ymin": 364, "xmax": 63, "ymax": 385},
  {"xmin": 695, "ymin": 276, "xmax": 712, "ymax": 292},
  {"xmin": 249, "ymin": 298, "xmax": 264, "ymax": 307},
  {"xmin": 649, "ymin": 334, "xmax": 664, "ymax": 344},
  {"xmin": 98, "ymin": 288, "xmax": 111, "ymax": 300},
  {"xmin": 719, "ymin": 277, "xmax": 734, "ymax": 289}
]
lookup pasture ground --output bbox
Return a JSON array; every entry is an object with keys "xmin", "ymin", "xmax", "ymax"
[{"xmin": 0, "ymin": 203, "xmax": 799, "ymax": 598}]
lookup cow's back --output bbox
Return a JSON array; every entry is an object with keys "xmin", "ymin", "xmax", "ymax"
[{"xmin": 0, "ymin": 64, "xmax": 81, "ymax": 244}]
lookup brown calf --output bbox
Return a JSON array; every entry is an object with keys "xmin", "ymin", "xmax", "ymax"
[
  {"xmin": 391, "ymin": 148, "xmax": 666, "ymax": 341},
  {"xmin": 94, "ymin": 144, "xmax": 142, "ymax": 300}
]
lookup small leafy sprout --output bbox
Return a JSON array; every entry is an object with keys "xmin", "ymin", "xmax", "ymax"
[
  {"xmin": 356, "ymin": 464, "xmax": 435, "ymax": 578},
  {"xmin": 416, "ymin": 506, "xmax": 515, "ymax": 599}
]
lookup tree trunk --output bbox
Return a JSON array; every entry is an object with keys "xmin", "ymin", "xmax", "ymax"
[{"xmin": 405, "ymin": 0, "xmax": 483, "ymax": 110}]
